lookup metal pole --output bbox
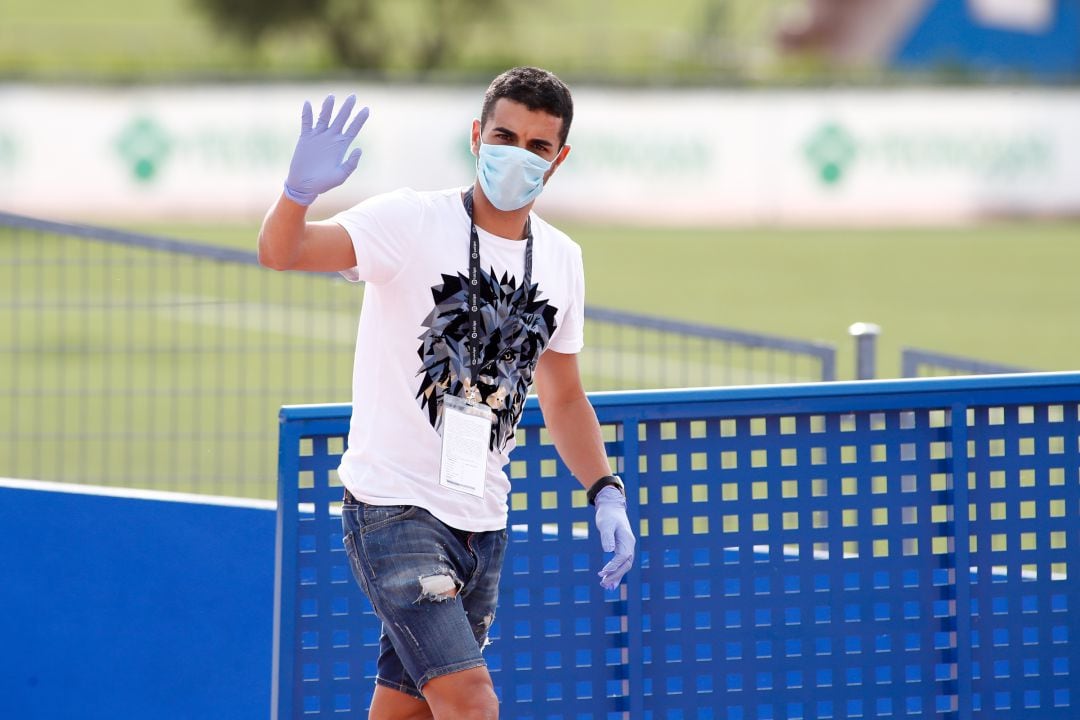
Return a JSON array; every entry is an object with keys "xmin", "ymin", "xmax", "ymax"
[{"xmin": 848, "ymin": 322, "xmax": 881, "ymax": 380}]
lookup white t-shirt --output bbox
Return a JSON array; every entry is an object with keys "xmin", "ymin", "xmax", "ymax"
[{"xmin": 332, "ymin": 187, "xmax": 585, "ymax": 531}]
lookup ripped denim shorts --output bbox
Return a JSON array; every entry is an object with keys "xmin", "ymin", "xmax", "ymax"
[{"xmin": 341, "ymin": 498, "xmax": 507, "ymax": 699}]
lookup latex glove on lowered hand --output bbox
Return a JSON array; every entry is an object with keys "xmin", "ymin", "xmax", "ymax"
[
  {"xmin": 284, "ymin": 94, "xmax": 370, "ymax": 206},
  {"xmin": 594, "ymin": 485, "xmax": 636, "ymax": 590}
]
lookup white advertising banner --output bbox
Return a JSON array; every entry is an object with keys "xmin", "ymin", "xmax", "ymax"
[{"xmin": 0, "ymin": 84, "xmax": 1077, "ymax": 224}]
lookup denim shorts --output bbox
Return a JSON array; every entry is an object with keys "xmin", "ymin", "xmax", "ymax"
[{"xmin": 341, "ymin": 499, "xmax": 507, "ymax": 699}]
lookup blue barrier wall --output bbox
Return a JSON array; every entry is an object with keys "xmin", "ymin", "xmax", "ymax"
[
  {"xmin": 0, "ymin": 481, "xmax": 275, "ymax": 720},
  {"xmin": 275, "ymin": 373, "xmax": 1079, "ymax": 719}
]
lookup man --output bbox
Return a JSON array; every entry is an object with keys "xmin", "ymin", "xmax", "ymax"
[{"xmin": 259, "ymin": 67, "xmax": 635, "ymax": 720}]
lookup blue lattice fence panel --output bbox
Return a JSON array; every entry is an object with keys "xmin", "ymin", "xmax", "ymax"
[
  {"xmin": 635, "ymin": 408, "xmax": 959, "ymax": 720},
  {"xmin": 287, "ymin": 426, "xmax": 382, "ymax": 718},
  {"xmin": 492, "ymin": 420, "xmax": 631, "ymax": 717},
  {"xmin": 276, "ymin": 375, "xmax": 1080, "ymax": 720},
  {"xmin": 274, "ymin": 408, "xmax": 630, "ymax": 719},
  {"xmin": 964, "ymin": 402, "xmax": 1080, "ymax": 717}
]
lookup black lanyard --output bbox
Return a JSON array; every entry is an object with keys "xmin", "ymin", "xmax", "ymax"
[{"xmin": 462, "ymin": 187, "xmax": 533, "ymax": 396}]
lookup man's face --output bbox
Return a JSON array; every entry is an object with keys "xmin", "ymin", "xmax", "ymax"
[{"xmin": 472, "ymin": 98, "xmax": 571, "ymax": 183}]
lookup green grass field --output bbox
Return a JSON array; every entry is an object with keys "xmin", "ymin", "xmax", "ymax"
[
  {"xmin": 4, "ymin": 0, "xmax": 1074, "ymax": 505},
  {"xmin": 128, "ymin": 218, "xmax": 1080, "ymax": 381},
  {"xmin": 3, "ymin": 216, "xmax": 1077, "ymax": 498},
  {"xmin": 0, "ymin": 229, "xmax": 358, "ymax": 496}
]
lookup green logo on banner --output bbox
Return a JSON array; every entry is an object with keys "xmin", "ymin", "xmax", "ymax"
[
  {"xmin": 116, "ymin": 117, "xmax": 172, "ymax": 183},
  {"xmin": 805, "ymin": 123, "xmax": 857, "ymax": 186}
]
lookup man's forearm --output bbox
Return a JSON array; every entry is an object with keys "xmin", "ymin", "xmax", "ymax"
[
  {"xmin": 540, "ymin": 393, "xmax": 612, "ymax": 488},
  {"xmin": 545, "ymin": 390, "xmax": 636, "ymax": 592},
  {"xmin": 258, "ymin": 193, "xmax": 308, "ymax": 270}
]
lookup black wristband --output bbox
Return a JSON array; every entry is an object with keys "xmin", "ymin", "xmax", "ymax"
[{"xmin": 586, "ymin": 475, "xmax": 625, "ymax": 506}]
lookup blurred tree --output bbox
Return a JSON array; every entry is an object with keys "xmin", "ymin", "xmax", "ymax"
[{"xmin": 194, "ymin": 0, "xmax": 506, "ymax": 71}]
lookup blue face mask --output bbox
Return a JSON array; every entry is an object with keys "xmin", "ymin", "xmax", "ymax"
[{"xmin": 476, "ymin": 141, "xmax": 554, "ymax": 211}]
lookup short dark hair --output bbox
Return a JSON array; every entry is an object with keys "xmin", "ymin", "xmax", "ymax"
[{"xmin": 481, "ymin": 67, "xmax": 574, "ymax": 147}]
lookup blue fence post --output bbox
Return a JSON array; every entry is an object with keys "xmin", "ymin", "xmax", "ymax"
[
  {"xmin": 621, "ymin": 417, "xmax": 645, "ymax": 719},
  {"xmin": 271, "ymin": 409, "xmax": 302, "ymax": 720},
  {"xmin": 950, "ymin": 402, "xmax": 974, "ymax": 720},
  {"xmin": 848, "ymin": 322, "xmax": 881, "ymax": 380}
]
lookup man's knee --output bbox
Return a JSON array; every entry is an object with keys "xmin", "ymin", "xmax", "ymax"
[
  {"xmin": 369, "ymin": 684, "xmax": 434, "ymax": 720},
  {"xmin": 423, "ymin": 667, "xmax": 498, "ymax": 720}
]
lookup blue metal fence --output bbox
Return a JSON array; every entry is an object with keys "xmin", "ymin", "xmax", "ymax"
[
  {"xmin": 0, "ymin": 211, "xmax": 356, "ymax": 496},
  {"xmin": 0, "ymin": 210, "xmax": 835, "ymax": 496},
  {"xmin": 902, "ymin": 348, "xmax": 1034, "ymax": 379},
  {"xmin": 584, "ymin": 307, "xmax": 836, "ymax": 389},
  {"xmin": 274, "ymin": 372, "xmax": 1079, "ymax": 719}
]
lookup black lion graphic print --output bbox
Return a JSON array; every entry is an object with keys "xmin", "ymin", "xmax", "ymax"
[{"xmin": 416, "ymin": 266, "xmax": 558, "ymax": 450}]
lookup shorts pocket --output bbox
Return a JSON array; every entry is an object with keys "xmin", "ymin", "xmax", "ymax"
[
  {"xmin": 342, "ymin": 531, "xmax": 367, "ymax": 588},
  {"xmin": 359, "ymin": 503, "xmax": 418, "ymax": 535}
]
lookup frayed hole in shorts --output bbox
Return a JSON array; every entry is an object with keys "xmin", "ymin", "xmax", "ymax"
[{"xmin": 417, "ymin": 573, "xmax": 461, "ymax": 602}]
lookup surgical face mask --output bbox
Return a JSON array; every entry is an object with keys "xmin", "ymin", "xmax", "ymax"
[{"xmin": 476, "ymin": 141, "xmax": 554, "ymax": 211}]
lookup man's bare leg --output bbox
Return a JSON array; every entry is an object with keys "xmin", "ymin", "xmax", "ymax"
[
  {"xmin": 423, "ymin": 666, "xmax": 498, "ymax": 720},
  {"xmin": 368, "ymin": 685, "xmax": 433, "ymax": 720},
  {"xmin": 367, "ymin": 666, "xmax": 497, "ymax": 720}
]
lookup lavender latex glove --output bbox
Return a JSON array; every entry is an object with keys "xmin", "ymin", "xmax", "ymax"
[
  {"xmin": 283, "ymin": 94, "xmax": 370, "ymax": 206},
  {"xmin": 594, "ymin": 486, "xmax": 636, "ymax": 590}
]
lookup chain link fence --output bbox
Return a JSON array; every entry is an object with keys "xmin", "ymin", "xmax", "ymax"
[{"xmin": 1, "ymin": 212, "xmax": 835, "ymax": 497}]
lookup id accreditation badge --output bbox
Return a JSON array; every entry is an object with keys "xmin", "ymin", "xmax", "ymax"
[{"xmin": 439, "ymin": 394, "xmax": 494, "ymax": 498}]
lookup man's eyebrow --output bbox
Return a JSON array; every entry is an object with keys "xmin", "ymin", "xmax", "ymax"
[{"xmin": 492, "ymin": 125, "xmax": 555, "ymax": 148}]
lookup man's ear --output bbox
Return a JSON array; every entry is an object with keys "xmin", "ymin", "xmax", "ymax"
[
  {"xmin": 470, "ymin": 119, "xmax": 482, "ymax": 156},
  {"xmin": 543, "ymin": 144, "xmax": 571, "ymax": 183}
]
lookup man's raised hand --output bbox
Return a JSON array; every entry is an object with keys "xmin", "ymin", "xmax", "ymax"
[{"xmin": 283, "ymin": 94, "xmax": 370, "ymax": 207}]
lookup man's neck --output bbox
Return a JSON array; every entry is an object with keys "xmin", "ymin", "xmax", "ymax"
[{"xmin": 469, "ymin": 181, "xmax": 532, "ymax": 241}]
